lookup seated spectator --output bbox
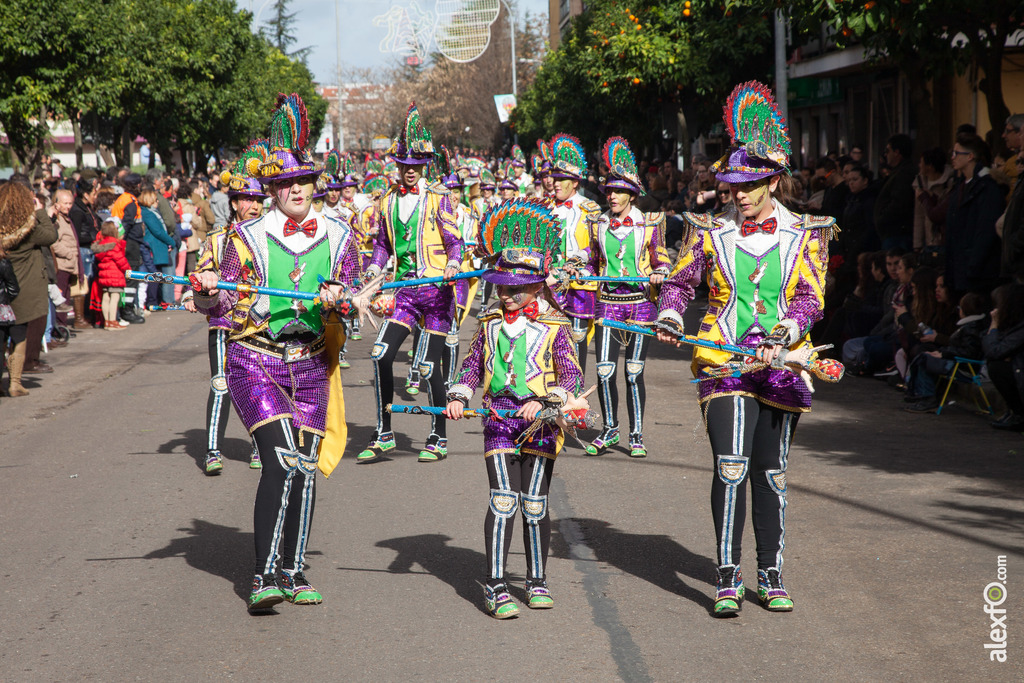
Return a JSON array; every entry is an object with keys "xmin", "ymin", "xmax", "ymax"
[
  {"xmin": 842, "ymin": 251, "xmax": 915, "ymax": 374},
  {"xmin": 820, "ymin": 250, "xmax": 889, "ymax": 353},
  {"xmin": 983, "ymin": 283, "xmax": 1024, "ymax": 430},
  {"xmin": 893, "ymin": 269, "xmax": 957, "ymax": 383},
  {"xmin": 904, "ymin": 291, "xmax": 989, "ymax": 412}
]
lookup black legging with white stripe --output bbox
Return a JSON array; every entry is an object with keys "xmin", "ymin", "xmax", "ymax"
[
  {"xmin": 252, "ymin": 418, "xmax": 320, "ymax": 576},
  {"xmin": 704, "ymin": 396, "xmax": 798, "ymax": 571}
]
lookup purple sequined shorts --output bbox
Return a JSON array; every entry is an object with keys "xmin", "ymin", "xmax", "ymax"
[
  {"xmin": 482, "ymin": 395, "xmax": 559, "ymax": 459},
  {"xmin": 553, "ymin": 286, "xmax": 595, "ymax": 319},
  {"xmin": 226, "ymin": 342, "xmax": 330, "ymax": 434},
  {"xmin": 390, "ymin": 283, "xmax": 456, "ymax": 333},
  {"xmin": 697, "ymin": 366, "xmax": 811, "ymax": 412},
  {"xmin": 595, "ymin": 287, "xmax": 656, "ymax": 324}
]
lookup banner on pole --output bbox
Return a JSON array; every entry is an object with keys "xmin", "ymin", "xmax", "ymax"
[{"xmin": 493, "ymin": 94, "xmax": 517, "ymax": 123}]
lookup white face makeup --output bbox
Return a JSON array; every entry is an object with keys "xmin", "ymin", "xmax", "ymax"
[{"xmin": 273, "ymin": 178, "xmax": 315, "ymax": 221}]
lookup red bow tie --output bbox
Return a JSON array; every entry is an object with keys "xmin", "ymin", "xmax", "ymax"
[
  {"xmin": 610, "ymin": 216, "xmax": 633, "ymax": 228},
  {"xmin": 555, "ymin": 199, "xmax": 573, "ymax": 209},
  {"xmin": 740, "ymin": 217, "xmax": 777, "ymax": 237},
  {"xmin": 283, "ymin": 218, "xmax": 318, "ymax": 238},
  {"xmin": 504, "ymin": 301, "xmax": 539, "ymax": 324},
  {"xmin": 397, "ymin": 184, "xmax": 420, "ymax": 196}
]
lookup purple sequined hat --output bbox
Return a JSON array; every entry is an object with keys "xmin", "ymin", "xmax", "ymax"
[
  {"xmin": 712, "ymin": 81, "xmax": 791, "ymax": 184},
  {"xmin": 257, "ymin": 94, "xmax": 319, "ymax": 185},
  {"xmin": 222, "ymin": 140, "xmax": 270, "ymax": 199},
  {"xmin": 389, "ymin": 103, "xmax": 434, "ymax": 166},
  {"xmin": 479, "ymin": 199, "xmax": 560, "ymax": 285}
]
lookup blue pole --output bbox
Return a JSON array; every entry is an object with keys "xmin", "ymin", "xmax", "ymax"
[{"xmin": 379, "ymin": 269, "xmax": 488, "ymax": 290}]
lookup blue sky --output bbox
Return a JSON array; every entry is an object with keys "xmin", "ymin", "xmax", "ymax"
[{"xmin": 246, "ymin": 0, "xmax": 550, "ymax": 84}]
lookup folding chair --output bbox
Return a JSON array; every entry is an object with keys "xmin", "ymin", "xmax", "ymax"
[{"xmin": 935, "ymin": 357, "xmax": 993, "ymax": 416}]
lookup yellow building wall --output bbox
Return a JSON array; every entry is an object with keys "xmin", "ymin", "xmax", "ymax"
[{"xmin": 950, "ymin": 54, "xmax": 1024, "ymax": 139}]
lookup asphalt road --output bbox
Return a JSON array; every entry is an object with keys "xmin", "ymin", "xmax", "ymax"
[{"xmin": 2, "ymin": 308, "xmax": 1022, "ymax": 681}]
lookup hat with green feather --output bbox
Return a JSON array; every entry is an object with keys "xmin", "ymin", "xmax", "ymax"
[
  {"xmin": 598, "ymin": 137, "xmax": 644, "ymax": 195},
  {"xmin": 362, "ymin": 173, "xmax": 390, "ymax": 197},
  {"xmin": 712, "ymin": 80, "xmax": 791, "ymax": 183},
  {"xmin": 390, "ymin": 102, "xmax": 434, "ymax": 166},
  {"xmin": 257, "ymin": 93, "xmax": 318, "ymax": 183},
  {"xmin": 497, "ymin": 160, "xmax": 518, "ymax": 191},
  {"xmin": 549, "ymin": 133, "xmax": 587, "ymax": 180},
  {"xmin": 221, "ymin": 140, "xmax": 270, "ymax": 199},
  {"xmin": 510, "ymin": 144, "xmax": 526, "ymax": 168},
  {"xmin": 479, "ymin": 167, "xmax": 496, "ymax": 191},
  {"xmin": 479, "ymin": 198, "xmax": 561, "ymax": 285}
]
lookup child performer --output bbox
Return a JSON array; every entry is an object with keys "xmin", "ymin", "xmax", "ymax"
[
  {"xmin": 193, "ymin": 94, "xmax": 366, "ymax": 612},
  {"xmin": 189, "ymin": 141, "xmax": 268, "ymax": 474},
  {"xmin": 656, "ymin": 82, "xmax": 836, "ymax": 617},
  {"xmin": 578, "ymin": 137, "xmax": 670, "ymax": 458},
  {"xmin": 445, "ymin": 199, "xmax": 589, "ymax": 619}
]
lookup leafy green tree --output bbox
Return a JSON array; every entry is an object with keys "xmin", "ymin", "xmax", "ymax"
[
  {"xmin": 263, "ymin": 0, "xmax": 311, "ymax": 64},
  {"xmin": 512, "ymin": 0, "xmax": 774, "ymax": 156}
]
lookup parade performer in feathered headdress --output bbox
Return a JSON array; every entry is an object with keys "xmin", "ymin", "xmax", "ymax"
[
  {"xmin": 656, "ymin": 81, "xmax": 839, "ymax": 617},
  {"xmin": 188, "ymin": 140, "xmax": 270, "ymax": 474},
  {"xmin": 497, "ymin": 160, "xmax": 520, "ymax": 203},
  {"xmin": 192, "ymin": 93, "xmax": 369, "ymax": 613},
  {"xmin": 359, "ymin": 103, "xmax": 464, "ymax": 463},
  {"xmin": 509, "ymin": 143, "xmax": 533, "ymax": 195},
  {"xmin": 444, "ymin": 198, "xmax": 590, "ymax": 619},
  {"xmin": 547, "ymin": 133, "xmax": 602, "ymax": 375},
  {"xmin": 576, "ymin": 137, "xmax": 671, "ymax": 458},
  {"xmin": 535, "ymin": 139, "xmax": 555, "ymax": 199}
]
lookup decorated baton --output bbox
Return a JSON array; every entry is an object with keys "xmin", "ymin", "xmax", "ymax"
[
  {"xmin": 125, "ymin": 270, "xmax": 322, "ymax": 303},
  {"xmin": 599, "ymin": 319, "xmax": 845, "ymax": 385},
  {"xmin": 379, "ymin": 269, "xmax": 488, "ymax": 290},
  {"xmin": 387, "ymin": 402, "xmax": 594, "ymax": 429},
  {"xmin": 574, "ymin": 275, "xmax": 651, "ymax": 283}
]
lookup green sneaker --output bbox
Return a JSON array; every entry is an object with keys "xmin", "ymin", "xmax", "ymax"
[
  {"xmin": 405, "ymin": 377, "xmax": 420, "ymax": 396},
  {"xmin": 248, "ymin": 574, "xmax": 285, "ymax": 612},
  {"xmin": 349, "ymin": 331, "xmax": 362, "ymax": 341},
  {"xmin": 249, "ymin": 450, "xmax": 262, "ymax": 470},
  {"xmin": 583, "ymin": 427, "xmax": 619, "ymax": 456},
  {"xmin": 757, "ymin": 568, "xmax": 793, "ymax": 612},
  {"xmin": 280, "ymin": 571, "xmax": 323, "ymax": 605},
  {"xmin": 339, "ymin": 358, "xmax": 351, "ymax": 369},
  {"xmin": 713, "ymin": 565, "xmax": 744, "ymax": 617},
  {"xmin": 204, "ymin": 451, "xmax": 224, "ymax": 475},
  {"xmin": 628, "ymin": 435, "xmax": 647, "ymax": 459},
  {"xmin": 484, "ymin": 582, "xmax": 519, "ymax": 619},
  {"xmin": 357, "ymin": 432, "xmax": 396, "ymax": 463},
  {"xmin": 526, "ymin": 579, "xmax": 554, "ymax": 609},
  {"xmin": 418, "ymin": 435, "xmax": 448, "ymax": 462}
]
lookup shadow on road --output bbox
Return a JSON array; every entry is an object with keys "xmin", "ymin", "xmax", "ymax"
[
  {"xmin": 573, "ymin": 518, "xmax": 717, "ymax": 612},
  {"xmin": 154, "ymin": 429, "xmax": 254, "ymax": 471},
  {"xmin": 341, "ymin": 423, "xmax": 425, "ymax": 463},
  {"xmin": 143, "ymin": 519, "xmax": 254, "ymax": 602},
  {"xmin": 371, "ymin": 533, "xmax": 490, "ymax": 614}
]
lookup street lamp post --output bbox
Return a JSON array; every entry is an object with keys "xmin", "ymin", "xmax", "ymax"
[{"xmin": 499, "ymin": 0, "xmax": 517, "ymax": 144}]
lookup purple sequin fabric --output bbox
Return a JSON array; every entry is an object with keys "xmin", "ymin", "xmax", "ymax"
[
  {"xmin": 226, "ymin": 343, "xmax": 330, "ymax": 433},
  {"xmin": 698, "ymin": 367, "xmax": 812, "ymax": 410},
  {"xmin": 390, "ymin": 283, "xmax": 456, "ymax": 332},
  {"xmin": 482, "ymin": 395, "xmax": 559, "ymax": 458},
  {"xmin": 553, "ymin": 287, "xmax": 595, "ymax": 319},
  {"xmin": 595, "ymin": 286, "xmax": 657, "ymax": 324}
]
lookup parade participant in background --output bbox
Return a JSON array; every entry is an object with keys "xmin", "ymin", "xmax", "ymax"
[
  {"xmin": 509, "ymin": 144, "xmax": 533, "ymax": 195},
  {"xmin": 438, "ymin": 147, "xmax": 478, "ymax": 377},
  {"xmin": 536, "ymin": 140, "xmax": 555, "ymax": 200},
  {"xmin": 578, "ymin": 137, "xmax": 670, "ymax": 458},
  {"xmin": 548, "ymin": 133, "xmax": 601, "ymax": 375},
  {"xmin": 360, "ymin": 103, "xmax": 463, "ymax": 464},
  {"xmin": 193, "ymin": 94, "xmax": 365, "ymax": 612},
  {"xmin": 445, "ymin": 198, "xmax": 587, "ymax": 619},
  {"xmin": 189, "ymin": 141, "xmax": 269, "ymax": 474},
  {"xmin": 474, "ymin": 167, "xmax": 500, "ymax": 312},
  {"xmin": 657, "ymin": 82, "xmax": 835, "ymax": 617},
  {"xmin": 497, "ymin": 160, "xmax": 520, "ymax": 203},
  {"xmin": 357, "ymin": 169, "xmax": 388, "ymax": 272},
  {"xmin": 322, "ymin": 151, "xmax": 362, "ymax": 357}
]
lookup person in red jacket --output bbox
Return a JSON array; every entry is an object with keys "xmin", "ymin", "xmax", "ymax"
[{"xmin": 90, "ymin": 219, "xmax": 131, "ymax": 330}]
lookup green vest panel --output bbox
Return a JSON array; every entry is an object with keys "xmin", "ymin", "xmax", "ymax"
[
  {"xmin": 606, "ymin": 231, "xmax": 640, "ymax": 289},
  {"xmin": 489, "ymin": 327, "xmax": 530, "ymax": 397},
  {"xmin": 266, "ymin": 235, "xmax": 330, "ymax": 337},
  {"xmin": 734, "ymin": 245, "xmax": 782, "ymax": 340},
  {"xmin": 392, "ymin": 201, "xmax": 420, "ymax": 281}
]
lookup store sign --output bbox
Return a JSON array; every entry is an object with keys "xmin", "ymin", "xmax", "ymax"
[{"xmin": 788, "ymin": 77, "xmax": 842, "ymax": 108}]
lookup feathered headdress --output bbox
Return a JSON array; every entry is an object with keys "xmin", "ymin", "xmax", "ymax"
[
  {"xmin": 479, "ymin": 168, "xmax": 496, "ymax": 190},
  {"xmin": 510, "ymin": 144, "xmax": 526, "ymax": 167},
  {"xmin": 532, "ymin": 139, "xmax": 553, "ymax": 177},
  {"xmin": 711, "ymin": 81, "xmax": 791, "ymax": 183},
  {"xmin": 479, "ymin": 198, "xmax": 561, "ymax": 285},
  {"xmin": 220, "ymin": 140, "xmax": 270, "ymax": 198},
  {"xmin": 260, "ymin": 93, "xmax": 317, "ymax": 182},
  {"xmin": 338, "ymin": 156, "xmax": 359, "ymax": 188},
  {"xmin": 598, "ymin": 136, "xmax": 644, "ymax": 196},
  {"xmin": 436, "ymin": 145, "xmax": 462, "ymax": 190},
  {"xmin": 550, "ymin": 133, "xmax": 587, "ymax": 179},
  {"xmin": 365, "ymin": 159, "xmax": 385, "ymax": 177},
  {"xmin": 324, "ymin": 149, "xmax": 343, "ymax": 189},
  {"xmin": 391, "ymin": 102, "xmax": 434, "ymax": 165},
  {"xmin": 362, "ymin": 173, "xmax": 389, "ymax": 197},
  {"xmin": 497, "ymin": 160, "xmax": 518, "ymax": 191}
]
